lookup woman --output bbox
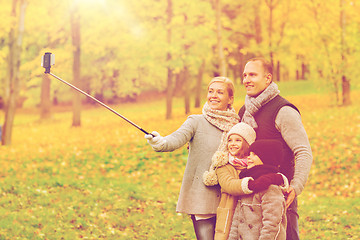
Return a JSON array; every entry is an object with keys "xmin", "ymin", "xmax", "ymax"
[{"xmin": 145, "ymin": 77, "xmax": 240, "ymax": 239}]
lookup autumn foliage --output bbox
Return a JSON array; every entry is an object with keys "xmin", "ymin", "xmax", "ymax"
[{"xmin": 0, "ymin": 90, "xmax": 359, "ymax": 239}]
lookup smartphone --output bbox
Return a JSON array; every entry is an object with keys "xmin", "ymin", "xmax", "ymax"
[{"xmin": 41, "ymin": 52, "xmax": 55, "ymax": 72}]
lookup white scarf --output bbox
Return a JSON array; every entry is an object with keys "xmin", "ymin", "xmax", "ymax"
[{"xmin": 202, "ymin": 102, "xmax": 240, "ymax": 152}]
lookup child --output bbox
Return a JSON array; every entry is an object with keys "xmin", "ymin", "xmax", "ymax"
[
  {"xmin": 228, "ymin": 139, "xmax": 289, "ymax": 240},
  {"xmin": 203, "ymin": 123, "xmax": 288, "ymax": 240}
]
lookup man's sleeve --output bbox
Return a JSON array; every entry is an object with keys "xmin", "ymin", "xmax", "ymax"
[{"xmin": 275, "ymin": 106, "xmax": 313, "ymax": 196}]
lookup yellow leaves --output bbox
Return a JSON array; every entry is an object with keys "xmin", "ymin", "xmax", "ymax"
[
  {"xmin": 298, "ymin": 194, "xmax": 360, "ymax": 239},
  {"xmin": 295, "ymin": 92, "xmax": 360, "ymax": 199},
  {"xmin": 0, "ymin": 91, "xmax": 359, "ymax": 238}
]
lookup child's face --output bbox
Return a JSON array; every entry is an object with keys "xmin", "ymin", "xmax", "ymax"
[
  {"xmin": 247, "ymin": 152, "xmax": 263, "ymax": 168},
  {"xmin": 227, "ymin": 134, "xmax": 245, "ymax": 158}
]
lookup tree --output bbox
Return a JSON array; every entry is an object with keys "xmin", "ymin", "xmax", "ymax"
[
  {"xmin": 70, "ymin": 1, "xmax": 82, "ymax": 126},
  {"xmin": 40, "ymin": 73, "xmax": 51, "ymax": 119},
  {"xmin": 214, "ymin": 0, "xmax": 226, "ymax": 76},
  {"xmin": 340, "ymin": 0, "xmax": 351, "ymax": 106},
  {"xmin": 194, "ymin": 59, "xmax": 205, "ymax": 108},
  {"xmin": 165, "ymin": 0, "xmax": 173, "ymax": 119},
  {"xmin": 2, "ymin": 0, "xmax": 359, "ymax": 116},
  {"xmin": 37, "ymin": 1, "xmax": 69, "ymax": 119},
  {"xmin": 2, "ymin": 0, "xmax": 27, "ymax": 145},
  {"xmin": 306, "ymin": 0, "xmax": 349, "ymax": 105}
]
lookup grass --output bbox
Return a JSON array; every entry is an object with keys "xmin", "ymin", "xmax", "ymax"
[
  {"xmin": 0, "ymin": 81, "xmax": 359, "ymax": 239},
  {"xmin": 299, "ymin": 194, "xmax": 359, "ymax": 239}
]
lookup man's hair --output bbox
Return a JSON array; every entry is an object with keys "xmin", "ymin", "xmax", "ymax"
[{"xmin": 247, "ymin": 57, "xmax": 273, "ymax": 75}]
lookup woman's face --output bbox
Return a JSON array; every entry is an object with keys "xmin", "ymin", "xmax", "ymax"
[
  {"xmin": 227, "ymin": 134, "xmax": 245, "ymax": 158},
  {"xmin": 207, "ymin": 82, "xmax": 233, "ymax": 111},
  {"xmin": 247, "ymin": 152, "xmax": 263, "ymax": 169}
]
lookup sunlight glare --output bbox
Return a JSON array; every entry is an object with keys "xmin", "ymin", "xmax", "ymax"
[{"xmin": 74, "ymin": 0, "xmax": 106, "ymax": 5}]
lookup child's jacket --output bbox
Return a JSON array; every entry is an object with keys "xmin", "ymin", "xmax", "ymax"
[
  {"xmin": 228, "ymin": 185, "xmax": 287, "ymax": 240},
  {"xmin": 211, "ymin": 151, "xmax": 253, "ymax": 240}
]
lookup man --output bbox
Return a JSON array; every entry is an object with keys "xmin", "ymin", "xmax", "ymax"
[{"xmin": 238, "ymin": 57, "xmax": 313, "ymax": 240}]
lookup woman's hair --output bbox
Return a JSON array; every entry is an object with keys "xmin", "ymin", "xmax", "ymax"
[
  {"xmin": 228, "ymin": 135, "xmax": 251, "ymax": 158},
  {"xmin": 207, "ymin": 76, "xmax": 235, "ymax": 98}
]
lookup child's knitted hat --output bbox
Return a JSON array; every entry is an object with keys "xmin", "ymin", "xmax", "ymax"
[
  {"xmin": 249, "ymin": 139, "xmax": 284, "ymax": 166},
  {"xmin": 227, "ymin": 122, "xmax": 256, "ymax": 145}
]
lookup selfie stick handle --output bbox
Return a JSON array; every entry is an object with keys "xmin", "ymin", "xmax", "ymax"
[{"xmin": 47, "ymin": 72, "xmax": 153, "ymax": 136}]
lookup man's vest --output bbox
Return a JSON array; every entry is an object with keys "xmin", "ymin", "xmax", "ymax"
[{"xmin": 238, "ymin": 95, "xmax": 300, "ymax": 181}]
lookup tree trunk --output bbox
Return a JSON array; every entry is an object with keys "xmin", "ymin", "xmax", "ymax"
[
  {"xmin": 238, "ymin": 52, "xmax": 245, "ymax": 83},
  {"xmin": 183, "ymin": 67, "xmax": 190, "ymax": 114},
  {"xmin": 267, "ymin": 0, "xmax": 274, "ymax": 72},
  {"xmin": 340, "ymin": 0, "xmax": 351, "ymax": 106},
  {"xmin": 301, "ymin": 62, "xmax": 307, "ymax": 80},
  {"xmin": 215, "ymin": 0, "xmax": 226, "ymax": 76},
  {"xmin": 254, "ymin": 0, "xmax": 262, "ymax": 44},
  {"xmin": 173, "ymin": 72, "xmax": 184, "ymax": 97},
  {"xmin": 181, "ymin": 13, "xmax": 190, "ymax": 115},
  {"xmin": 166, "ymin": 68, "xmax": 173, "ymax": 119},
  {"xmin": 195, "ymin": 59, "xmax": 205, "ymax": 108},
  {"xmin": 165, "ymin": 0, "xmax": 173, "ymax": 119},
  {"xmin": 40, "ymin": 73, "xmax": 52, "ymax": 119},
  {"xmin": 232, "ymin": 65, "xmax": 237, "ymax": 84},
  {"xmin": 342, "ymin": 76, "xmax": 351, "ymax": 105},
  {"xmin": 310, "ymin": 2, "xmax": 340, "ymax": 105},
  {"xmin": 71, "ymin": 3, "xmax": 81, "ymax": 126},
  {"xmin": 2, "ymin": 0, "xmax": 27, "ymax": 146},
  {"xmin": 2, "ymin": 94, "xmax": 17, "ymax": 146}
]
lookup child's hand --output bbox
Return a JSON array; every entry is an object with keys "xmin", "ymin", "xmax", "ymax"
[{"xmin": 248, "ymin": 173, "xmax": 284, "ymax": 192}]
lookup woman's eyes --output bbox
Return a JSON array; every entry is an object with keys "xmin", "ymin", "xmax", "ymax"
[{"xmin": 208, "ymin": 89, "xmax": 224, "ymax": 95}]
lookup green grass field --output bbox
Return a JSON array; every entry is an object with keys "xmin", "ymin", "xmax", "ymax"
[{"xmin": 0, "ymin": 82, "xmax": 359, "ymax": 239}]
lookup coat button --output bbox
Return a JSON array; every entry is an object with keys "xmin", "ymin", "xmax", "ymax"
[
  {"xmin": 248, "ymin": 224, "xmax": 253, "ymax": 229},
  {"xmin": 240, "ymin": 219, "xmax": 244, "ymax": 223}
]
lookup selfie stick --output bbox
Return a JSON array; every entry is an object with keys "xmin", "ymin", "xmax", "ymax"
[{"xmin": 41, "ymin": 52, "xmax": 154, "ymax": 136}]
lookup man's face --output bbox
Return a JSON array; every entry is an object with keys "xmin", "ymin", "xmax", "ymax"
[{"xmin": 242, "ymin": 60, "xmax": 272, "ymax": 97}]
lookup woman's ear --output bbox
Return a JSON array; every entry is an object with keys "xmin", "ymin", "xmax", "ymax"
[{"xmin": 228, "ymin": 96, "xmax": 234, "ymax": 108}]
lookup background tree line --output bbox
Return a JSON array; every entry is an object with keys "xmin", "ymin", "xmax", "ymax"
[{"xmin": 1, "ymin": 0, "xmax": 359, "ymax": 145}]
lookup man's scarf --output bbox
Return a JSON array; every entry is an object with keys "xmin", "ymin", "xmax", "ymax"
[{"xmin": 242, "ymin": 82, "xmax": 280, "ymax": 129}]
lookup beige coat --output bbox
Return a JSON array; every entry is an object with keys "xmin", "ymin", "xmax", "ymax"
[
  {"xmin": 158, "ymin": 115, "xmax": 222, "ymax": 214},
  {"xmin": 214, "ymin": 159, "xmax": 253, "ymax": 240}
]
